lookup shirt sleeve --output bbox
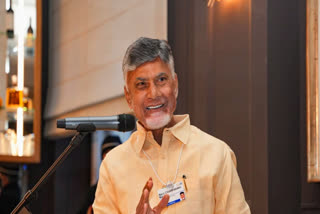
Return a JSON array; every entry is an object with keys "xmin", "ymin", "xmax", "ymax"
[
  {"xmin": 213, "ymin": 146, "xmax": 251, "ymax": 214},
  {"xmin": 92, "ymin": 160, "xmax": 121, "ymax": 214}
]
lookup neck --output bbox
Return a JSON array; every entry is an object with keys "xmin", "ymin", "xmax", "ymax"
[
  {"xmin": 152, "ymin": 128, "xmax": 165, "ymax": 146},
  {"xmin": 149, "ymin": 116, "xmax": 176, "ymax": 146}
]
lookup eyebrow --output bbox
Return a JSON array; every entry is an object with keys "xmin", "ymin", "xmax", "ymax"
[
  {"xmin": 136, "ymin": 77, "xmax": 147, "ymax": 81},
  {"xmin": 135, "ymin": 72, "xmax": 168, "ymax": 82},
  {"xmin": 157, "ymin": 72, "xmax": 168, "ymax": 78}
]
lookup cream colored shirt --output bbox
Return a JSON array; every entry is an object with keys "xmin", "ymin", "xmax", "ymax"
[{"xmin": 93, "ymin": 115, "xmax": 250, "ymax": 214}]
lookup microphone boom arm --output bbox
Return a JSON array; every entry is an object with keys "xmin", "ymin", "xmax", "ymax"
[{"xmin": 11, "ymin": 132, "xmax": 89, "ymax": 214}]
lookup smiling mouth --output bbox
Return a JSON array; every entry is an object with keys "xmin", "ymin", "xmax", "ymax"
[{"xmin": 146, "ymin": 104, "xmax": 164, "ymax": 110}]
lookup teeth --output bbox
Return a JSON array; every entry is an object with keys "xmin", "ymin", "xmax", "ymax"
[{"xmin": 147, "ymin": 104, "xmax": 163, "ymax": 110}]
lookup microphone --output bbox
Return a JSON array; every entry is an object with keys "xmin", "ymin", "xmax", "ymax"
[{"xmin": 57, "ymin": 114, "xmax": 136, "ymax": 132}]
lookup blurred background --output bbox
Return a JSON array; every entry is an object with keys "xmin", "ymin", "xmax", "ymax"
[{"xmin": 0, "ymin": 0, "xmax": 313, "ymax": 213}]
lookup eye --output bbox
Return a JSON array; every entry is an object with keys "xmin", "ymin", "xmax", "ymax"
[
  {"xmin": 159, "ymin": 77, "xmax": 167, "ymax": 82},
  {"xmin": 136, "ymin": 81, "xmax": 146, "ymax": 89},
  {"xmin": 157, "ymin": 76, "xmax": 168, "ymax": 84}
]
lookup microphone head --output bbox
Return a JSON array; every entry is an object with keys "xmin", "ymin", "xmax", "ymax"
[
  {"xmin": 57, "ymin": 119, "xmax": 66, "ymax": 128},
  {"xmin": 118, "ymin": 114, "xmax": 136, "ymax": 132}
]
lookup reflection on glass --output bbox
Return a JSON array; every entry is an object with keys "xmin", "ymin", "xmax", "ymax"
[
  {"xmin": 0, "ymin": 129, "xmax": 34, "ymax": 156},
  {"xmin": 0, "ymin": 0, "xmax": 36, "ymax": 157}
]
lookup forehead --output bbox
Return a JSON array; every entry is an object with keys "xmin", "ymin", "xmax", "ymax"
[{"xmin": 127, "ymin": 59, "xmax": 171, "ymax": 82}]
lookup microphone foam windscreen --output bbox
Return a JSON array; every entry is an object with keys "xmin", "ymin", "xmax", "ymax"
[
  {"xmin": 118, "ymin": 114, "xmax": 136, "ymax": 132},
  {"xmin": 57, "ymin": 119, "xmax": 66, "ymax": 128}
]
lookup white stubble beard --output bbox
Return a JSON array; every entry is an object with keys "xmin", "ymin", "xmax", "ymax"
[{"xmin": 145, "ymin": 113, "xmax": 171, "ymax": 130}]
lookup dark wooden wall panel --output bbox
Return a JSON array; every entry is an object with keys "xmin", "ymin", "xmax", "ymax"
[
  {"xmin": 54, "ymin": 136, "xmax": 91, "ymax": 214},
  {"xmin": 251, "ymin": 0, "xmax": 268, "ymax": 213},
  {"xmin": 168, "ymin": 0, "xmax": 194, "ymax": 116},
  {"xmin": 28, "ymin": 139, "xmax": 55, "ymax": 214},
  {"xmin": 204, "ymin": 2, "xmax": 252, "ymax": 205},
  {"xmin": 168, "ymin": 0, "xmax": 265, "ymax": 212},
  {"xmin": 169, "ymin": 0, "xmax": 306, "ymax": 213},
  {"xmin": 28, "ymin": 135, "xmax": 91, "ymax": 214},
  {"xmin": 267, "ymin": 0, "xmax": 301, "ymax": 213}
]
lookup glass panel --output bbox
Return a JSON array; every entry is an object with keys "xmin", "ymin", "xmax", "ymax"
[{"xmin": 0, "ymin": 0, "xmax": 40, "ymax": 161}]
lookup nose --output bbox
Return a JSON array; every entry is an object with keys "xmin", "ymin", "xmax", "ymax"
[{"xmin": 147, "ymin": 83, "xmax": 160, "ymax": 99}]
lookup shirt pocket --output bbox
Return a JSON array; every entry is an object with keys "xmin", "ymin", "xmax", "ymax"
[{"xmin": 174, "ymin": 173, "xmax": 214, "ymax": 212}]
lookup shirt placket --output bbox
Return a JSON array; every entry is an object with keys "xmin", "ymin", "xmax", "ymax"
[
  {"xmin": 159, "ymin": 130, "xmax": 172, "ymax": 214},
  {"xmin": 145, "ymin": 132, "xmax": 163, "ymax": 209}
]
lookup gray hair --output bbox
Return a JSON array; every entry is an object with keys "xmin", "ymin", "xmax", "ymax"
[{"xmin": 122, "ymin": 37, "xmax": 175, "ymax": 88}]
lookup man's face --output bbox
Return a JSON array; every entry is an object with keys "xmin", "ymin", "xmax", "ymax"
[
  {"xmin": 180, "ymin": 193, "xmax": 185, "ymax": 200},
  {"xmin": 124, "ymin": 58, "xmax": 178, "ymax": 130}
]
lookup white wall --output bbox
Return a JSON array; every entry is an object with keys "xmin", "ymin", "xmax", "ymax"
[{"xmin": 44, "ymin": 0, "xmax": 167, "ymax": 120}]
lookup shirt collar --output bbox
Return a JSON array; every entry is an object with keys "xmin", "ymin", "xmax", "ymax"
[{"xmin": 133, "ymin": 114, "xmax": 191, "ymax": 153}]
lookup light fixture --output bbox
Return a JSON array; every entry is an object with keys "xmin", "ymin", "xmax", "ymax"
[
  {"xmin": 5, "ymin": 55, "xmax": 10, "ymax": 74},
  {"xmin": 207, "ymin": 0, "xmax": 215, "ymax": 7},
  {"xmin": 208, "ymin": 0, "xmax": 225, "ymax": 8},
  {"xmin": 16, "ymin": 0, "xmax": 24, "ymax": 156}
]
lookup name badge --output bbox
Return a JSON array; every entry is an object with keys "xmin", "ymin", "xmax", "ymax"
[{"xmin": 158, "ymin": 181, "xmax": 186, "ymax": 206}]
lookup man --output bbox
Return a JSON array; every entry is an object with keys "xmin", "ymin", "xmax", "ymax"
[
  {"xmin": 0, "ymin": 164, "xmax": 21, "ymax": 214},
  {"xmin": 93, "ymin": 37, "xmax": 250, "ymax": 213}
]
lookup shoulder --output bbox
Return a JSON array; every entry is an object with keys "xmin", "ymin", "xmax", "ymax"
[
  {"xmin": 188, "ymin": 125, "xmax": 236, "ymax": 165},
  {"xmin": 189, "ymin": 125, "xmax": 231, "ymax": 149},
  {"xmin": 101, "ymin": 131, "xmax": 138, "ymax": 168}
]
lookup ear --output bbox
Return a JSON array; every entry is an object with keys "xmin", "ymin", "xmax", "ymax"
[
  {"xmin": 174, "ymin": 73, "xmax": 179, "ymax": 98},
  {"xmin": 124, "ymin": 86, "xmax": 133, "ymax": 109}
]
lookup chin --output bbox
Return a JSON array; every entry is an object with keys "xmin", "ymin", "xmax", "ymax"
[{"xmin": 145, "ymin": 113, "xmax": 171, "ymax": 130}]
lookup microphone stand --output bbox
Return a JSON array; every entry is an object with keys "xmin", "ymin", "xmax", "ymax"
[{"xmin": 11, "ymin": 131, "xmax": 89, "ymax": 214}]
